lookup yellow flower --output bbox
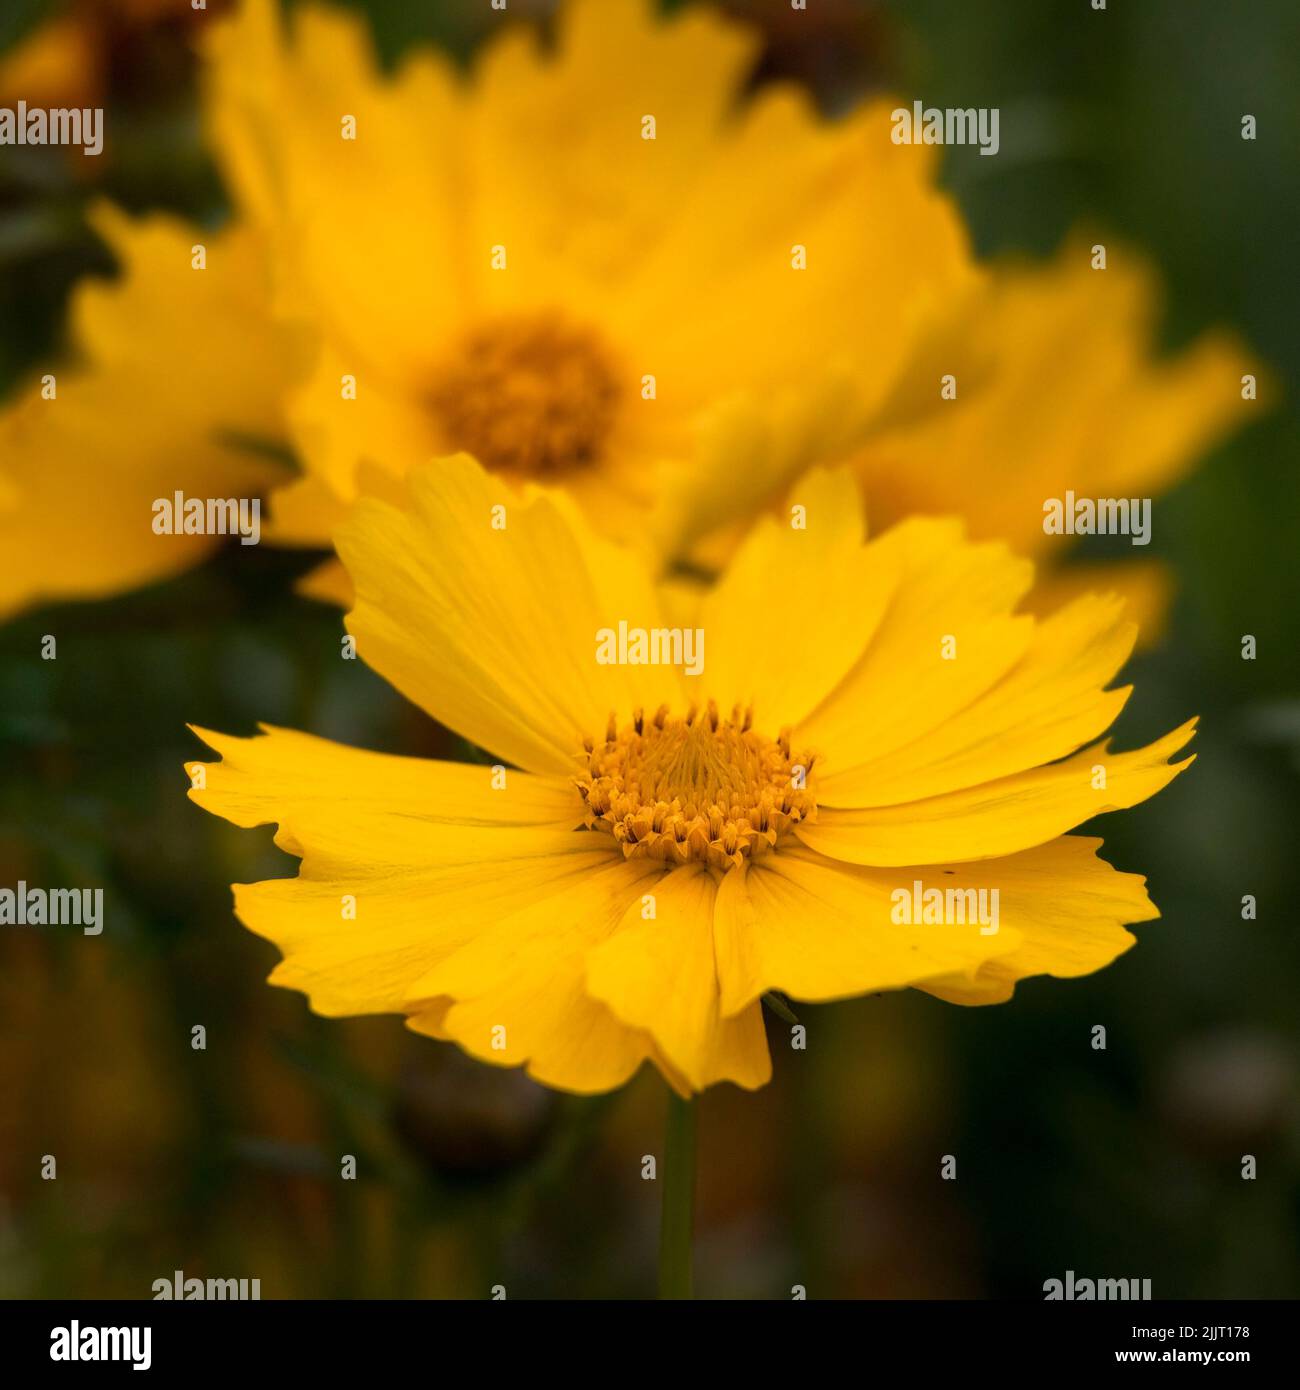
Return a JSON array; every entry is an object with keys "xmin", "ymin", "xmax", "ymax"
[
  {"xmin": 186, "ymin": 456, "xmax": 1196, "ymax": 1096},
  {"xmin": 0, "ymin": 208, "xmax": 298, "ymax": 621},
  {"xmin": 202, "ymin": 0, "xmax": 975, "ymax": 587},
  {"xmin": 842, "ymin": 238, "xmax": 1257, "ymax": 637},
  {"xmin": 675, "ymin": 237, "xmax": 1258, "ymax": 638}
]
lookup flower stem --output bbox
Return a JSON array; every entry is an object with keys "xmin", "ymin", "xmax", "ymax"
[{"xmin": 658, "ymin": 1090, "xmax": 697, "ymax": 1299}]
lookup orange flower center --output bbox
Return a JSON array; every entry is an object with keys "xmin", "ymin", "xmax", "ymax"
[
  {"xmin": 428, "ymin": 312, "xmax": 623, "ymax": 479},
  {"xmin": 576, "ymin": 702, "xmax": 817, "ymax": 871}
]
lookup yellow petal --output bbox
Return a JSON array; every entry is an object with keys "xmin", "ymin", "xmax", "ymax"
[
  {"xmin": 205, "ymin": 0, "xmax": 467, "ymax": 387},
  {"xmin": 187, "ymin": 723, "xmax": 580, "ymax": 831},
  {"xmin": 186, "ymin": 724, "xmax": 604, "ymax": 1018},
  {"xmin": 586, "ymin": 863, "xmax": 771, "ymax": 1092},
  {"xmin": 699, "ymin": 467, "xmax": 900, "ymax": 728},
  {"xmin": 337, "ymin": 454, "xmax": 684, "ymax": 777},
  {"xmin": 916, "ymin": 836, "xmax": 1159, "ymax": 1004},
  {"xmin": 263, "ymin": 472, "xmax": 351, "ymax": 549},
  {"xmin": 279, "ymin": 337, "xmax": 441, "ymax": 505},
  {"xmin": 847, "ymin": 236, "xmax": 1259, "ymax": 560},
  {"xmin": 798, "ymin": 719, "xmax": 1197, "ymax": 866},
  {"xmin": 1025, "ymin": 558, "xmax": 1173, "ymax": 650},
  {"xmin": 819, "ymin": 591, "xmax": 1136, "ymax": 808},
  {"xmin": 640, "ymin": 94, "xmax": 976, "ymax": 558},
  {"xmin": 713, "ymin": 845, "xmax": 1022, "ymax": 1016},
  {"xmin": 407, "ymin": 856, "xmax": 667, "ymax": 1095},
  {"xmin": 0, "ymin": 209, "xmax": 293, "ymax": 620},
  {"xmin": 294, "ymin": 557, "xmax": 353, "ymax": 608},
  {"xmin": 796, "ymin": 518, "xmax": 1034, "ymax": 774},
  {"xmin": 470, "ymin": 0, "xmax": 760, "ymax": 292}
]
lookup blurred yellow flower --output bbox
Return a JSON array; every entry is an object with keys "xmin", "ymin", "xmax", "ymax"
[
  {"xmin": 201, "ymin": 0, "xmax": 974, "ymax": 591},
  {"xmin": 0, "ymin": 209, "xmax": 298, "ymax": 620},
  {"xmin": 676, "ymin": 238, "xmax": 1257, "ymax": 638},
  {"xmin": 187, "ymin": 457, "xmax": 1195, "ymax": 1095},
  {"xmin": 837, "ymin": 238, "xmax": 1255, "ymax": 637}
]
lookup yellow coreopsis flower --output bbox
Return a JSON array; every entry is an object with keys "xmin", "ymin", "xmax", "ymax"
[
  {"xmin": 186, "ymin": 457, "xmax": 1196, "ymax": 1095},
  {"xmin": 832, "ymin": 239, "xmax": 1256, "ymax": 636},
  {"xmin": 202, "ymin": 0, "xmax": 975, "ymax": 590},
  {"xmin": 671, "ymin": 238, "xmax": 1258, "ymax": 636}
]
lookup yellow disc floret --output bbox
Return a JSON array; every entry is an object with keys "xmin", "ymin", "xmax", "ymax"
[
  {"xmin": 428, "ymin": 312, "xmax": 622, "ymax": 479},
  {"xmin": 577, "ymin": 701, "xmax": 817, "ymax": 870}
]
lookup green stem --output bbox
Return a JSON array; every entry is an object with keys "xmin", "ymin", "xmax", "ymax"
[{"xmin": 658, "ymin": 1090, "xmax": 698, "ymax": 1299}]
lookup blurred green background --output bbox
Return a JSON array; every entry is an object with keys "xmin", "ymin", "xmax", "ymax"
[{"xmin": 1, "ymin": 0, "xmax": 1296, "ymax": 1298}]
